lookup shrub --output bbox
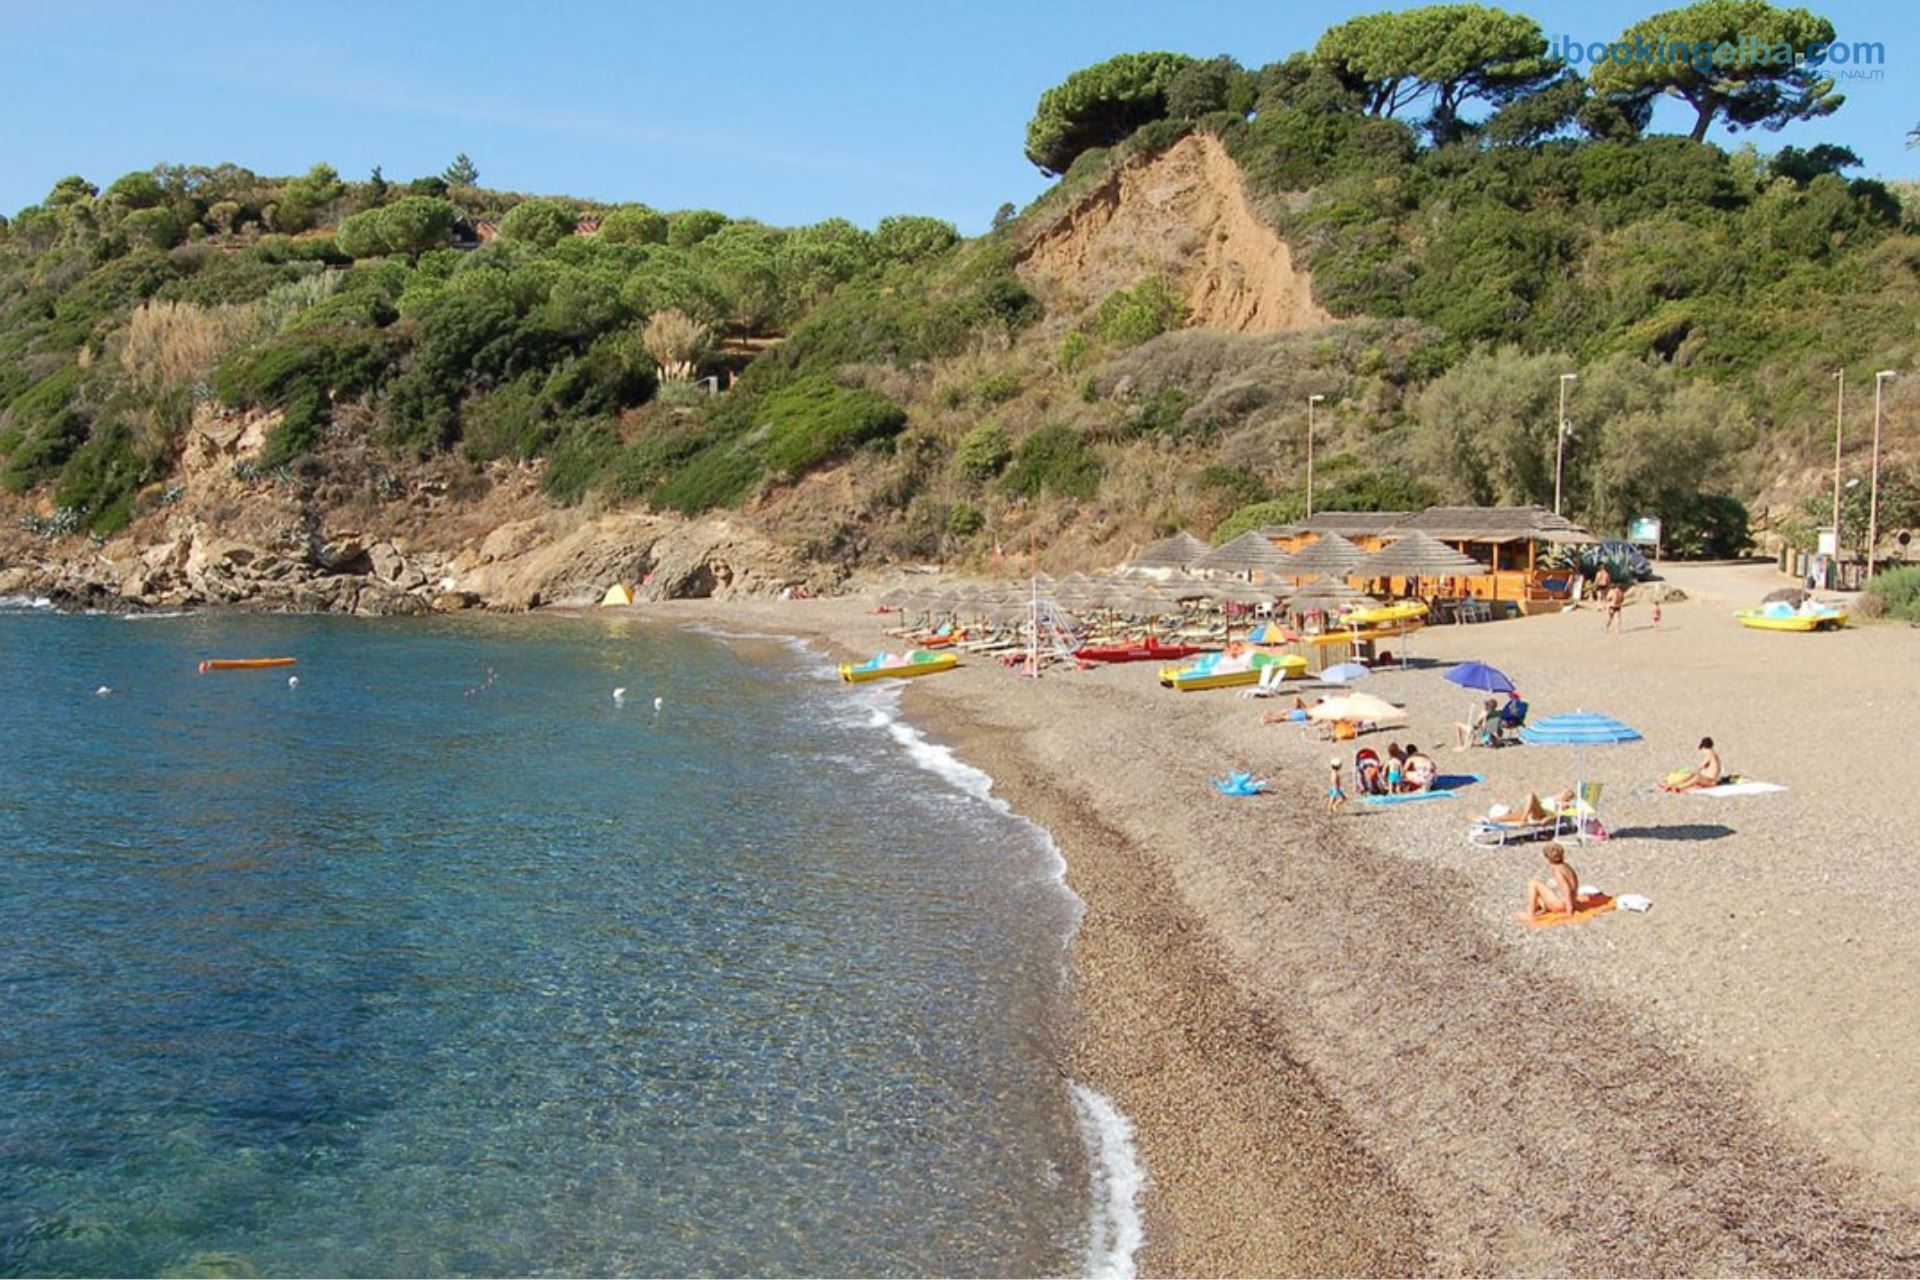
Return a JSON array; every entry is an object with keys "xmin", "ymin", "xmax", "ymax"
[
  {"xmin": 1213, "ymin": 498, "xmax": 1304, "ymax": 544},
  {"xmin": 459, "ymin": 377, "xmax": 554, "ymax": 462},
  {"xmin": 1864, "ymin": 565, "xmax": 1920, "ymax": 622},
  {"xmin": 540, "ymin": 419, "xmax": 622, "ymax": 504},
  {"xmin": 1058, "ymin": 330, "xmax": 1090, "ymax": 371},
  {"xmin": 1002, "ymin": 423, "xmax": 1101, "ymax": 500},
  {"xmin": 53, "ymin": 421, "xmax": 146, "ymax": 532},
  {"xmin": 1, "ymin": 365, "xmax": 88, "ymax": 493},
  {"xmin": 946, "ymin": 501, "xmax": 985, "ymax": 536},
  {"xmin": 953, "ymin": 421, "xmax": 1012, "ymax": 480},
  {"xmin": 651, "ymin": 444, "xmax": 763, "ymax": 513},
  {"xmin": 1094, "ymin": 278, "xmax": 1184, "ymax": 346},
  {"xmin": 977, "ymin": 371, "xmax": 1021, "ymax": 405},
  {"xmin": 757, "ymin": 376, "xmax": 908, "ymax": 476}
]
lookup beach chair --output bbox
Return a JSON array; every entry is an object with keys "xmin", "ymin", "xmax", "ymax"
[
  {"xmin": 1467, "ymin": 810, "xmax": 1558, "ymax": 847},
  {"xmin": 1554, "ymin": 782, "xmax": 1608, "ymax": 843},
  {"xmin": 1239, "ymin": 663, "xmax": 1288, "ymax": 700}
]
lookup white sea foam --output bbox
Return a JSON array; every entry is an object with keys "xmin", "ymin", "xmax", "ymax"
[
  {"xmin": 1070, "ymin": 1083, "xmax": 1148, "ymax": 1280},
  {"xmin": 850, "ymin": 683, "xmax": 1143, "ymax": 1277},
  {"xmin": 121, "ymin": 609, "xmax": 196, "ymax": 621},
  {"xmin": 704, "ymin": 623, "xmax": 1147, "ymax": 1275},
  {"xmin": 0, "ymin": 594, "xmax": 54, "ymax": 612}
]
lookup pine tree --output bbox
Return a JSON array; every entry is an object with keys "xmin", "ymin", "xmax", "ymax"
[{"xmin": 442, "ymin": 153, "xmax": 479, "ymax": 187}]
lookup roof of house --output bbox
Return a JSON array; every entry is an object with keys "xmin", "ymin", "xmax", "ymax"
[{"xmin": 1396, "ymin": 505, "xmax": 1598, "ymax": 544}]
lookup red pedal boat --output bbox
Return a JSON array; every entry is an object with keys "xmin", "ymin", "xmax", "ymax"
[{"xmin": 1073, "ymin": 638, "xmax": 1204, "ymax": 664}]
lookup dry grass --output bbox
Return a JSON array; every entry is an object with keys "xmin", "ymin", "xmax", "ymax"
[{"xmin": 119, "ymin": 299, "xmax": 256, "ymax": 393}]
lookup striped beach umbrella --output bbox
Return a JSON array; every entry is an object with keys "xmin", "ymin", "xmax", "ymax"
[{"xmin": 1518, "ymin": 712, "xmax": 1641, "ymax": 745}]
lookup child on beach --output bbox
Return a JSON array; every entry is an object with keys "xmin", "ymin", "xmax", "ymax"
[{"xmin": 1326, "ymin": 757, "xmax": 1347, "ymax": 814}]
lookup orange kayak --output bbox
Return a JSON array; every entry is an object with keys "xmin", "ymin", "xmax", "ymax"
[{"xmin": 199, "ymin": 658, "xmax": 298, "ymax": 672}]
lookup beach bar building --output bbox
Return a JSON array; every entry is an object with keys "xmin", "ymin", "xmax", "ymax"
[
  {"xmin": 1258, "ymin": 504, "xmax": 1598, "ymax": 615},
  {"xmin": 1391, "ymin": 506, "xmax": 1597, "ymax": 608}
]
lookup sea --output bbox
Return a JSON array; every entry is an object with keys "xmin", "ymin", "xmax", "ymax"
[{"xmin": 0, "ymin": 600, "xmax": 1141, "ymax": 1278}]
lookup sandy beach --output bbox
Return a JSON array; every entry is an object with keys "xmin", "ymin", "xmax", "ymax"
[{"xmin": 657, "ymin": 564, "xmax": 1920, "ymax": 1276}]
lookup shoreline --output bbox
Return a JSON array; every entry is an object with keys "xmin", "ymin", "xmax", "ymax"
[
  {"xmin": 649, "ymin": 589, "xmax": 1920, "ymax": 1276},
  {"xmin": 17, "ymin": 590, "xmax": 1920, "ymax": 1274},
  {"xmin": 673, "ymin": 602, "xmax": 1431, "ymax": 1275}
]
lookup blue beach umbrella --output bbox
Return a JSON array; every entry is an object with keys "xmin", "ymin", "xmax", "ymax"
[
  {"xmin": 1443, "ymin": 661, "xmax": 1516, "ymax": 694},
  {"xmin": 1518, "ymin": 712, "xmax": 1643, "ymax": 838},
  {"xmin": 1322, "ymin": 662, "xmax": 1371, "ymax": 683},
  {"xmin": 1518, "ymin": 712, "xmax": 1641, "ymax": 745}
]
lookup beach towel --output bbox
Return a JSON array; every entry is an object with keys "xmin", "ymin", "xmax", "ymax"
[
  {"xmin": 1361, "ymin": 773, "xmax": 1484, "ymax": 806},
  {"xmin": 1515, "ymin": 893, "xmax": 1616, "ymax": 929},
  {"xmin": 1691, "ymin": 781, "xmax": 1786, "ymax": 797},
  {"xmin": 1213, "ymin": 772, "xmax": 1268, "ymax": 797}
]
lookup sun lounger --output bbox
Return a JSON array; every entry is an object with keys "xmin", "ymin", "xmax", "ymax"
[
  {"xmin": 1239, "ymin": 664, "xmax": 1289, "ymax": 699},
  {"xmin": 1554, "ymin": 782, "xmax": 1608, "ymax": 843}
]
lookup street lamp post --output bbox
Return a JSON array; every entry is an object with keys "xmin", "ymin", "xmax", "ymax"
[
  {"xmin": 1868, "ymin": 370, "xmax": 1897, "ymax": 579},
  {"xmin": 1831, "ymin": 369, "xmax": 1845, "ymax": 561},
  {"xmin": 1306, "ymin": 394, "xmax": 1325, "ymax": 519},
  {"xmin": 1554, "ymin": 373, "xmax": 1577, "ymax": 516}
]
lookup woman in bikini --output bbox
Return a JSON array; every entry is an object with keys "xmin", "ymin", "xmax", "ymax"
[{"xmin": 1660, "ymin": 736, "xmax": 1723, "ymax": 792}]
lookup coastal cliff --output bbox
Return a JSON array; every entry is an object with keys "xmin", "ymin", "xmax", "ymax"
[{"xmin": 0, "ymin": 403, "xmax": 814, "ymax": 613}]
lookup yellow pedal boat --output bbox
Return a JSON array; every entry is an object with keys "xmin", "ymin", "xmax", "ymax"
[
  {"xmin": 1339, "ymin": 601, "xmax": 1428, "ymax": 627},
  {"xmin": 1159, "ymin": 651, "xmax": 1307, "ymax": 692},
  {"xmin": 1734, "ymin": 608, "xmax": 1847, "ymax": 632},
  {"xmin": 839, "ymin": 650, "xmax": 958, "ymax": 683}
]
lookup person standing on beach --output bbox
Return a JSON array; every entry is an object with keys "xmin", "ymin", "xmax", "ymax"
[
  {"xmin": 1527, "ymin": 843, "xmax": 1582, "ymax": 918},
  {"xmin": 1326, "ymin": 757, "xmax": 1347, "ymax": 814},
  {"xmin": 1606, "ymin": 581, "xmax": 1625, "ymax": 633}
]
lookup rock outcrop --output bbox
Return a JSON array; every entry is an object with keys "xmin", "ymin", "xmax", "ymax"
[{"xmin": 0, "ymin": 404, "xmax": 820, "ymax": 615}]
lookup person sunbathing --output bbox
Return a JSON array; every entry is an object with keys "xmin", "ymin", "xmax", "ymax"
[
  {"xmin": 1660, "ymin": 737, "xmax": 1723, "ymax": 792},
  {"xmin": 1527, "ymin": 843, "xmax": 1582, "ymax": 919},
  {"xmin": 1486, "ymin": 789, "xmax": 1574, "ymax": 824},
  {"xmin": 1402, "ymin": 748, "xmax": 1436, "ymax": 792},
  {"xmin": 1261, "ymin": 695, "xmax": 1310, "ymax": 726}
]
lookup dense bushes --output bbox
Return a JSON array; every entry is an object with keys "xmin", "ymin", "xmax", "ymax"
[
  {"xmin": 1002, "ymin": 423, "xmax": 1101, "ymax": 499},
  {"xmin": 1865, "ymin": 566, "xmax": 1920, "ymax": 622},
  {"xmin": 757, "ymin": 376, "xmax": 907, "ymax": 476}
]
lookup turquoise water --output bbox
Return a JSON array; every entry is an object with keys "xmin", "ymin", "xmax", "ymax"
[{"xmin": 0, "ymin": 607, "xmax": 1132, "ymax": 1277}]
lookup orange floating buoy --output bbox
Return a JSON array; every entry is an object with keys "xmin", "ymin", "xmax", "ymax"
[{"xmin": 199, "ymin": 658, "xmax": 298, "ymax": 672}]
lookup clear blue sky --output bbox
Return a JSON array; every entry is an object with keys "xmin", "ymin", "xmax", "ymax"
[{"xmin": 2, "ymin": 0, "xmax": 1913, "ymax": 234}]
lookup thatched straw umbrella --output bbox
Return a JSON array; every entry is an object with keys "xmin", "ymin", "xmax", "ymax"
[
  {"xmin": 1192, "ymin": 531, "xmax": 1295, "ymax": 579},
  {"xmin": 1354, "ymin": 530, "xmax": 1483, "ymax": 587},
  {"xmin": 1282, "ymin": 533, "xmax": 1367, "ymax": 581},
  {"xmin": 1124, "ymin": 530, "xmax": 1211, "ymax": 575}
]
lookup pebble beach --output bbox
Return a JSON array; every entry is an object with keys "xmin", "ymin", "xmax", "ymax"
[{"xmin": 664, "ymin": 562, "xmax": 1920, "ymax": 1276}]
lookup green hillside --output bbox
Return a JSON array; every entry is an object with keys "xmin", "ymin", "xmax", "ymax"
[{"xmin": 3, "ymin": 1, "xmax": 1918, "ymax": 566}]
